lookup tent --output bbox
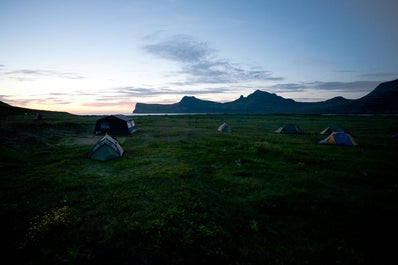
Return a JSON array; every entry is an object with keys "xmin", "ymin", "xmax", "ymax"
[
  {"xmin": 320, "ymin": 126, "xmax": 347, "ymax": 135},
  {"xmin": 275, "ymin": 124, "xmax": 304, "ymax": 134},
  {"xmin": 218, "ymin": 122, "xmax": 232, "ymax": 133},
  {"xmin": 88, "ymin": 134, "xmax": 124, "ymax": 161},
  {"xmin": 319, "ymin": 132, "xmax": 358, "ymax": 146},
  {"xmin": 94, "ymin": 115, "xmax": 137, "ymax": 135},
  {"xmin": 35, "ymin": 112, "xmax": 43, "ymax": 120}
]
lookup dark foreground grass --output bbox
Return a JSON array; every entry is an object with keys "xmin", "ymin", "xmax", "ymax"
[{"xmin": 1, "ymin": 114, "xmax": 398, "ymax": 265}]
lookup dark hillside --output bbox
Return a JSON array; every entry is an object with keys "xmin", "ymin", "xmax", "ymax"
[
  {"xmin": 133, "ymin": 79, "xmax": 398, "ymax": 114},
  {"xmin": 350, "ymin": 79, "xmax": 398, "ymax": 113},
  {"xmin": 0, "ymin": 101, "xmax": 72, "ymax": 118},
  {"xmin": 0, "ymin": 101, "xmax": 12, "ymax": 107}
]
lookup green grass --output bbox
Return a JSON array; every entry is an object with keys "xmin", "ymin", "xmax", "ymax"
[{"xmin": 1, "ymin": 114, "xmax": 398, "ymax": 265}]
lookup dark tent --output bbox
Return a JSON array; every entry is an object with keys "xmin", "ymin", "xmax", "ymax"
[
  {"xmin": 275, "ymin": 124, "xmax": 304, "ymax": 134},
  {"xmin": 88, "ymin": 134, "xmax": 124, "ymax": 161},
  {"xmin": 35, "ymin": 112, "xmax": 43, "ymax": 120},
  {"xmin": 94, "ymin": 115, "xmax": 137, "ymax": 135}
]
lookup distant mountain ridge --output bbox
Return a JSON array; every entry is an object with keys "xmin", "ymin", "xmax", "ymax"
[{"xmin": 133, "ymin": 79, "xmax": 398, "ymax": 114}]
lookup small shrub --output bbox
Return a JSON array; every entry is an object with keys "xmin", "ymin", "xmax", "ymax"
[{"xmin": 26, "ymin": 206, "xmax": 71, "ymax": 242}]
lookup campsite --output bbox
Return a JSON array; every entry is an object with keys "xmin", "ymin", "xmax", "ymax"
[{"xmin": 1, "ymin": 112, "xmax": 398, "ymax": 265}]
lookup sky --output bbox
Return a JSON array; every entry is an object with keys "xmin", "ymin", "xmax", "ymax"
[{"xmin": 1, "ymin": 0, "xmax": 397, "ymax": 115}]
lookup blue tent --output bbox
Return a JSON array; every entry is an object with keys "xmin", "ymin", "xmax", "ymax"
[{"xmin": 319, "ymin": 132, "xmax": 358, "ymax": 146}]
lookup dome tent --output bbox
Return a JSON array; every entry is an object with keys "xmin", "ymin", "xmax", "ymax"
[
  {"xmin": 217, "ymin": 122, "xmax": 232, "ymax": 133},
  {"xmin": 88, "ymin": 134, "xmax": 124, "ymax": 161},
  {"xmin": 320, "ymin": 126, "xmax": 347, "ymax": 135},
  {"xmin": 275, "ymin": 124, "xmax": 304, "ymax": 134},
  {"xmin": 319, "ymin": 132, "xmax": 358, "ymax": 146}
]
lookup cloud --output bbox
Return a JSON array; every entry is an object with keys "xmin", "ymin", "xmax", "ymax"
[
  {"xmin": 359, "ymin": 72, "xmax": 398, "ymax": 79},
  {"xmin": 334, "ymin": 69, "xmax": 356, "ymax": 73},
  {"xmin": 113, "ymin": 87, "xmax": 173, "ymax": 96},
  {"xmin": 143, "ymin": 34, "xmax": 212, "ymax": 63},
  {"xmin": 111, "ymin": 86, "xmax": 233, "ymax": 97},
  {"xmin": 269, "ymin": 83, "xmax": 307, "ymax": 93},
  {"xmin": 3, "ymin": 97, "xmax": 72, "ymax": 107},
  {"xmin": 1, "ymin": 68, "xmax": 85, "ymax": 81},
  {"xmin": 308, "ymin": 81, "xmax": 381, "ymax": 92},
  {"xmin": 142, "ymin": 34, "xmax": 283, "ymax": 85},
  {"xmin": 270, "ymin": 81, "xmax": 381, "ymax": 93},
  {"xmin": 82, "ymin": 102, "xmax": 132, "ymax": 108}
]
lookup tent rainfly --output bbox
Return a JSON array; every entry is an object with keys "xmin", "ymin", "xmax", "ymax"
[
  {"xmin": 88, "ymin": 134, "xmax": 124, "ymax": 161},
  {"xmin": 94, "ymin": 115, "xmax": 137, "ymax": 135},
  {"xmin": 320, "ymin": 126, "xmax": 347, "ymax": 135},
  {"xmin": 218, "ymin": 122, "xmax": 232, "ymax": 133},
  {"xmin": 275, "ymin": 124, "xmax": 304, "ymax": 134},
  {"xmin": 319, "ymin": 132, "xmax": 358, "ymax": 146}
]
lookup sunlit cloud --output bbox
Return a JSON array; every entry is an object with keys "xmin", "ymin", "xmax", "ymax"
[
  {"xmin": 112, "ymin": 87, "xmax": 175, "ymax": 96},
  {"xmin": 111, "ymin": 86, "xmax": 232, "ymax": 96},
  {"xmin": 82, "ymin": 102, "xmax": 132, "ymax": 108},
  {"xmin": 1, "ymin": 68, "xmax": 85, "ymax": 81},
  {"xmin": 2, "ymin": 97, "xmax": 72, "ymax": 109}
]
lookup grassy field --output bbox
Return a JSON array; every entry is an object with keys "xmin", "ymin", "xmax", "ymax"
[{"xmin": 1, "ymin": 113, "xmax": 397, "ymax": 265}]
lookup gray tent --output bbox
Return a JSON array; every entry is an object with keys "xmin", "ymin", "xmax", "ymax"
[
  {"xmin": 218, "ymin": 122, "xmax": 232, "ymax": 133},
  {"xmin": 88, "ymin": 134, "xmax": 124, "ymax": 161},
  {"xmin": 275, "ymin": 124, "xmax": 304, "ymax": 134}
]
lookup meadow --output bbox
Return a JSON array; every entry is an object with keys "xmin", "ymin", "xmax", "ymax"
[{"xmin": 1, "ymin": 113, "xmax": 397, "ymax": 265}]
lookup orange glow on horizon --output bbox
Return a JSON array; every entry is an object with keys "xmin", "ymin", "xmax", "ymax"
[{"xmin": 6, "ymin": 101, "xmax": 137, "ymax": 115}]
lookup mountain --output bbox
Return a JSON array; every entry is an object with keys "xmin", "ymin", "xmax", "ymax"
[
  {"xmin": 134, "ymin": 96, "xmax": 223, "ymax": 114},
  {"xmin": 133, "ymin": 79, "xmax": 398, "ymax": 114},
  {"xmin": 349, "ymin": 79, "xmax": 398, "ymax": 113}
]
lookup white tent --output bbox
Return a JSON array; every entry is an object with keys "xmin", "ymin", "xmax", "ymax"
[{"xmin": 218, "ymin": 122, "xmax": 232, "ymax": 133}]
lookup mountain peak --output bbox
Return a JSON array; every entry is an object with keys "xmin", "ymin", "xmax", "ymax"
[
  {"xmin": 251, "ymin": 89, "xmax": 274, "ymax": 96},
  {"xmin": 325, "ymin": 96, "xmax": 349, "ymax": 103},
  {"xmin": 246, "ymin": 89, "xmax": 294, "ymax": 103},
  {"xmin": 179, "ymin": 96, "xmax": 198, "ymax": 104}
]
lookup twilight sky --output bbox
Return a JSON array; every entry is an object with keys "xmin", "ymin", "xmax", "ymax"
[{"xmin": 1, "ymin": 0, "xmax": 397, "ymax": 114}]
